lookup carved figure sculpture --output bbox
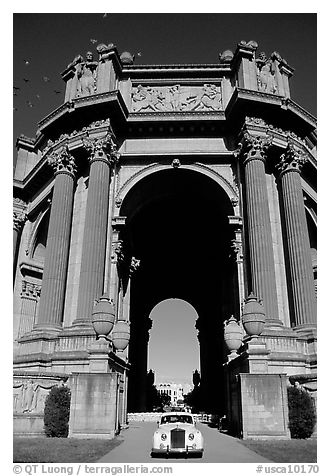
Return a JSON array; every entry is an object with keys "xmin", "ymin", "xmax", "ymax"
[
  {"xmin": 169, "ymin": 85, "xmax": 181, "ymax": 110},
  {"xmin": 132, "ymin": 84, "xmax": 222, "ymax": 112},
  {"xmin": 188, "ymin": 84, "xmax": 222, "ymax": 111},
  {"xmin": 256, "ymin": 53, "xmax": 277, "ymax": 94},
  {"xmin": 132, "ymin": 85, "xmax": 166, "ymax": 112},
  {"xmin": 22, "ymin": 379, "xmax": 39, "ymax": 412},
  {"xmin": 76, "ymin": 51, "xmax": 98, "ymax": 97}
]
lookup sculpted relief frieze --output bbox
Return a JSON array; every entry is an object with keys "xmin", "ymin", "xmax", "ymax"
[
  {"xmin": 13, "ymin": 378, "xmax": 67, "ymax": 414},
  {"xmin": 131, "ymin": 83, "xmax": 222, "ymax": 113}
]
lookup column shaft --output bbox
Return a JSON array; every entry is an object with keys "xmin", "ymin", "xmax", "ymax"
[
  {"xmin": 244, "ymin": 154, "xmax": 280, "ymax": 324},
  {"xmin": 75, "ymin": 158, "xmax": 111, "ymax": 323},
  {"xmin": 280, "ymin": 166, "xmax": 316, "ymax": 328},
  {"xmin": 36, "ymin": 171, "xmax": 75, "ymax": 329}
]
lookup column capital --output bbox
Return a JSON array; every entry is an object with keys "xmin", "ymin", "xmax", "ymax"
[
  {"xmin": 111, "ymin": 240, "xmax": 124, "ymax": 264},
  {"xmin": 21, "ymin": 280, "xmax": 41, "ymax": 300},
  {"xmin": 13, "ymin": 210, "xmax": 27, "ymax": 232},
  {"xmin": 48, "ymin": 145, "xmax": 77, "ymax": 178},
  {"xmin": 82, "ymin": 130, "xmax": 119, "ymax": 166},
  {"xmin": 230, "ymin": 238, "xmax": 243, "ymax": 263},
  {"xmin": 239, "ymin": 132, "xmax": 273, "ymax": 165},
  {"xmin": 277, "ymin": 142, "xmax": 307, "ymax": 176}
]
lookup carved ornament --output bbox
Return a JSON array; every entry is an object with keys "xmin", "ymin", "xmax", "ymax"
[
  {"xmin": 82, "ymin": 131, "xmax": 119, "ymax": 165},
  {"xmin": 111, "ymin": 240, "xmax": 124, "ymax": 264},
  {"xmin": 43, "ymin": 118, "xmax": 112, "ymax": 156},
  {"xmin": 48, "ymin": 145, "xmax": 77, "ymax": 177},
  {"xmin": 245, "ymin": 117, "xmax": 308, "ymax": 147},
  {"xmin": 276, "ymin": 142, "xmax": 308, "ymax": 175},
  {"xmin": 14, "ymin": 197, "xmax": 27, "ymax": 208},
  {"xmin": 132, "ymin": 83, "xmax": 222, "ymax": 113},
  {"xmin": 13, "ymin": 211, "xmax": 27, "ymax": 232},
  {"xmin": 21, "ymin": 280, "xmax": 41, "ymax": 300},
  {"xmin": 171, "ymin": 158, "xmax": 181, "ymax": 168},
  {"xmin": 129, "ymin": 257, "xmax": 140, "ymax": 276},
  {"xmin": 240, "ymin": 132, "xmax": 273, "ymax": 164},
  {"xmin": 230, "ymin": 239, "xmax": 243, "ymax": 262}
]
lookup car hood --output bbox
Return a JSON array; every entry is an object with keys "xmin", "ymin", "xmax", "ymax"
[{"xmin": 157, "ymin": 423, "xmax": 197, "ymax": 432}]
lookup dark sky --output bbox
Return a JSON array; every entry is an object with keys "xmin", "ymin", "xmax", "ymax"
[{"xmin": 13, "ymin": 13, "xmax": 316, "ymax": 142}]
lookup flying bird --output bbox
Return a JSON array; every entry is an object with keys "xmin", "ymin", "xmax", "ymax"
[
  {"xmin": 43, "ymin": 76, "xmax": 51, "ymax": 82},
  {"xmin": 26, "ymin": 101, "xmax": 34, "ymax": 107},
  {"xmin": 24, "ymin": 59, "xmax": 30, "ymax": 65},
  {"xmin": 54, "ymin": 90, "xmax": 61, "ymax": 94},
  {"xmin": 137, "ymin": 52, "xmax": 142, "ymax": 57},
  {"xmin": 23, "ymin": 78, "xmax": 30, "ymax": 83},
  {"xmin": 13, "ymin": 86, "xmax": 20, "ymax": 91},
  {"xmin": 90, "ymin": 38, "xmax": 98, "ymax": 44}
]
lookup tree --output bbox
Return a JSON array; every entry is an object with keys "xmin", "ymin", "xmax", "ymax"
[
  {"xmin": 159, "ymin": 392, "xmax": 171, "ymax": 408},
  {"xmin": 44, "ymin": 385, "xmax": 71, "ymax": 437},
  {"xmin": 287, "ymin": 385, "xmax": 316, "ymax": 439},
  {"xmin": 184, "ymin": 386, "xmax": 202, "ymax": 413}
]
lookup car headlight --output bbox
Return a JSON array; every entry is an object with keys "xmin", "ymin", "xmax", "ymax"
[
  {"xmin": 161, "ymin": 433, "xmax": 167, "ymax": 441},
  {"xmin": 188, "ymin": 433, "xmax": 194, "ymax": 440}
]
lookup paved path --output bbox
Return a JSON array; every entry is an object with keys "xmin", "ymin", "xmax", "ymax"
[{"xmin": 98, "ymin": 421, "xmax": 272, "ymax": 463}]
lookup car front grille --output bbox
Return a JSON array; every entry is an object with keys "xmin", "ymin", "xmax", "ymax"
[{"xmin": 170, "ymin": 428, "xmax": 185, "ymax": 448}]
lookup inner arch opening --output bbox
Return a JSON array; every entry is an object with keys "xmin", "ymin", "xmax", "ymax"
[{"xmin": 148, "ymin": 298, "xmax": 200, "ymax": 388}]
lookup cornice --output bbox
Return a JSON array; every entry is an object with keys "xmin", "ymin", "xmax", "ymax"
[
  {"xmin": 122, "ymin": 63, "xmax": 229, "ymax": 73},
  {"xmin": 37, "ymin": 90, "xmax": 128, "ymax": 134},
  {"xmin": 128, "ymin": 110, "xmax": 225, "ymax": 121},
  {"xmin": 18, "ymin": 119, "xmax": 116, "ymax": 192},
  {"xmin": 236, "ymin": 87, "xmax": 284, "ymax": 105},
  {"xmin": 282, "ymin": 98, "xmax": 316, "ymax": 128}
]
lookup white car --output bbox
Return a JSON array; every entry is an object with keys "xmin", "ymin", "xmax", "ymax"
[{"xmin": 151, "ymin": 412, "xmax": 204, "ymax": 458}]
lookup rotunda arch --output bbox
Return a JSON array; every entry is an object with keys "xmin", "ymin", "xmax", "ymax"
[{"xmin": 120, "ymin": 167, "xmax": 240, "ymax": 414}]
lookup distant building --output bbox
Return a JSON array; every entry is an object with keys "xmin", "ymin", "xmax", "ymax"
[{"xmin": 156, "ymin": 382, "xmax": 192, "ymax": 406}]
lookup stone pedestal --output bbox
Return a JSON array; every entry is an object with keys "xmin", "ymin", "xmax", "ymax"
[
  {"xmin": 239, "ymin": 374, "xmax": 290, "ymax": 439},
  {"xmin": 69, "ymin": 372, "xmax": 118, "ymax": 438},
  {"xmin": 225, "ymin": 362, "xmax": 290, "ymax": 439}
]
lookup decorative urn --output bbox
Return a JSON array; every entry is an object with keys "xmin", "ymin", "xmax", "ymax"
[
  {"xmin": 241, "ymin": 292, "xmax": 266, "ymax": 337},
  {"xmin": 111, "ymin": 320, "xmax": 130, "ymax": 351},
  {"xmin": 91, "ymin": 294, "xmax": 115, "ymax": 339},
  {"xmin": 224, "ymin": 315, "xmax": 243, "ymax": 357}
]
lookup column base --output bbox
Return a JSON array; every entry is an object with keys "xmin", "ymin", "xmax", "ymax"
[
  {"xmin": 29, "ymin": 323, "xmax": 62, "ymax": 334},
  {"xmin": 71, "ymin": 319, "xmax": 95, "ymax": 331},
  {"xmin": 293, "ymin": 323, "xmax": 317, "ymax": 337},
  {"xmin": 264, "ymin": 318, "xmax": 284, "ymax": 330}
]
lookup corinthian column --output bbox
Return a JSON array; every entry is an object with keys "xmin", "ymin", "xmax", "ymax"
[
  {"xmin": 74, "ymin": 131, "xmax": 118, "ymax": 326},
  {"xmin": 35, "ymin": 145, "xmax": 77, "ymax": 331},
  {"xmin": 277, "ymin": 142, "xmax": 316, "ymax": 331},
  {"xmin": 240, "ymin": 133, "xmax": 281, "ymax": 326}
]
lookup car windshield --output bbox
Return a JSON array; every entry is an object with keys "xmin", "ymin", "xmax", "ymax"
[{"xmin": 160, "ymin": 415, "xmax": 194, "ymax": 425}]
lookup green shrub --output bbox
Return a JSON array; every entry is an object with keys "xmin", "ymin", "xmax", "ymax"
[
  {"xmin": 287, "ymin": 385, "xmax": 316, "ymax": 439},
  {"xmin": 44, "ymin": 385, "xmax": 71, "ymax": 437}
]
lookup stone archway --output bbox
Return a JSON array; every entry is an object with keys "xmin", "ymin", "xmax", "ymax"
[{"xmin": 118, "ymin": 167, "xmax": 238, "ymax": 414}]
